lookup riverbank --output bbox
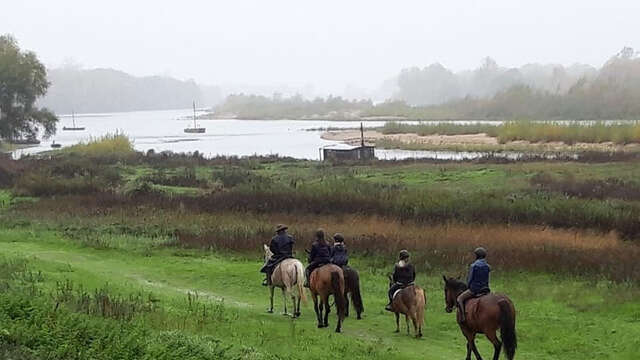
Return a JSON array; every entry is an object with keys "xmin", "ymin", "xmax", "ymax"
[{"xmin": 322, "ymin": 129, "xmax": 640, "ymax": 153}]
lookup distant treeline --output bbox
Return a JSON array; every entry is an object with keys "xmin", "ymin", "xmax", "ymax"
[
  {"xmin": 39, "ymin": 67, "xmax": 222, "ymax": 114},
  {"xmin": 215, "ymin": 48, "xmax": 640, "ymax": 120},
  {"xmin": 213, "ymin": 93, "xmax": 373, "ymax": 119}
]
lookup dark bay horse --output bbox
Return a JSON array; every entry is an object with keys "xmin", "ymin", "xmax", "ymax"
[
  {"xmin": 342, "ymin": 266, "xmax": 364, "ymax": 320},
  {"xmin": 388, "ymin": 275, "xmax": 426, "ymax": 338},
  {"xmin": 309, "ymin": 264, "xmax": 346, "ymax": 332},
  {"xmin": 443, "ymin": 276, "xmax": 517, "ymax": 360}
]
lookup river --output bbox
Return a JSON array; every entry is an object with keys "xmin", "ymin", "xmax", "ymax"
[{"xmin": 11, "ymin": 109, "xmax": 609, "ymax": 160}]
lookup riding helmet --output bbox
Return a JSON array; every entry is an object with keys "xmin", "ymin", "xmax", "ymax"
[
  {"xmin": 473, "ymin": 247, "xmax": 487, "ymax": 259},
  {"xmin": 333, "ymin": 233, "xmax": 345, "ymax": 242},
  {"xmin": 399, "ymin": 249, "xmax": 410, "ymax": 260}
]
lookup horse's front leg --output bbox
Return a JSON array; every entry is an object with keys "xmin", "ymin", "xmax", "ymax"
[
  {"xmin": 268, "ymin": 286, "xmax": 274, "ymax": 313},
  {"xmin": 471, "ymin": 340, "xmax": 483, "ymax": 360},
  {"xmin": 394, "ymin": 312, "xmax": 400, "ymax": 333},
  {"xmin": 405, "ymin": 314, "xmax": 410, "ymax": 335}
]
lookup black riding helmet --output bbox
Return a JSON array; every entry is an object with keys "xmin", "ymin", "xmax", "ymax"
[
  {"xmin": 474, "ymin": 247, "xmax": 487, "ymax": 259},
  {"xmin": 399, "ymin": 249, "xmax": 410, "ymax": 260},
  {"xmin": 333, "ymin": 233, "xmax": 345, "ymax": 242}
]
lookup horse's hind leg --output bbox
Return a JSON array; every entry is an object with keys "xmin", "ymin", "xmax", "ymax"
[
  {"xmin": 411, "ymin": 314, "xmax": 421, "ymax": 338},
  {"xmin": 312, "ymin": 294, "xmax": 322, "ymax": 327},
  {"xmin": 405, "ymin": 314, "xmax": 410, "ymax": 335},
  {"xmin": 294, "ymin": 295, "xmax": 301, "ymax": 318},
  {"xmin": 485, "ymin": 330, "xmax": 502, "ymax": 360},
  {"xmin": 322, "ymin": 296, "xmax": 330, "ymax": 328},
  {"xmin": 281, "ymin": 288, "xmax": 288, "ymax": 315},
  {"xmin": 344, "ymin": 292, "xmax": 350, "ymax": 317}
]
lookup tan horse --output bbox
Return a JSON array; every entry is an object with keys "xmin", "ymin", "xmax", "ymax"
[
  {"xmin": 263, "ymin": 244, "xmax": 306, "ymax": 317},
  {"xmin": 309, "ymin": 264, "xmax": 346, "ymax": 332},
  {"xmin": 443, "ymin": 276, "xmax": 517, "ymax": 360},
  {"xmin": 388, "ymin": 275, "xmax": 426, "ymax": 338}
]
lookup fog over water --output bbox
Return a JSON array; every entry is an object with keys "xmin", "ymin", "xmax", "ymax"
[{"xmin": 3, "ymin": 1, "xmax": 639, "ymax": 97}]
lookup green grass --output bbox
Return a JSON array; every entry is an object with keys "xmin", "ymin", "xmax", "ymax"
[{"xmin": 0, "ymin": 227, "xmax": 637, "ymax": 359}]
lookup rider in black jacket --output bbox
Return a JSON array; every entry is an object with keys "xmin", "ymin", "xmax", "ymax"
[
  {"xmin": 304, "ymin": 229, "xmax": 332, "ymax": 288},
  {"xmin": 260, "ymin": 224, "xmax": 295, "ymax": 286},
  {"xmin": 385, "ymin": 250, "xmax": 416, "ymax": 311}
]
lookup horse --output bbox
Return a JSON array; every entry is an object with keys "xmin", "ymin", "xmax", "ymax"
[
  {"xmin": 342, "ymin": 266, "xmax": 364, "ymax": 319},
  {"xmin": 443, "ymin": 276, "xmax": 517, "ymax": 360},
  {"xmin": 309, "ymin": 264, "xmax": 346, "ymax": 332},
  {"xmin": 387, "ymin": 275, "xmax": 426, "ymax": 338},
  {"xmin": 262, "ymin": 244, "xmax": 306, "ymax": 317}
]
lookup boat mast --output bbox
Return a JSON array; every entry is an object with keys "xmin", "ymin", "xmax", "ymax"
[
  {"xmin": 72, "ymin": 110, "xmax": 76, "ymax": 128},
  {"xmin": 192, "ymin": 101, "xmax": 196, "ymax": 128}
]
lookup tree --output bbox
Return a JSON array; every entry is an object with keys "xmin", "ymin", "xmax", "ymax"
[{"xmin": 0, "ymin": 34, "xmax": 57, "ymax": 141}]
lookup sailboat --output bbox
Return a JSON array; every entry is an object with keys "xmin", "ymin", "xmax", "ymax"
[
  {"xmin": 63, "ymin": 111, "xmax": 85, "ymax": 131},
  {"xmin": 184, "ymin": 102, "xmax": 205, "ymax": 133}
]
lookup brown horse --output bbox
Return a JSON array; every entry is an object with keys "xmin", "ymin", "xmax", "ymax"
[
  {"xmin": 309, "ymin": 264, "xmax": 346, "ymax": 332},
  {"xmin": 443, "ymin": 276, "xmax": 517, "ymax": 360},
  {"xmin": 388, "ymin": 275, "xmax": 426, "ymax": 338},
  {"xmin": 342, "ymin": 266, "xmax": 364, "ymax": 320}
]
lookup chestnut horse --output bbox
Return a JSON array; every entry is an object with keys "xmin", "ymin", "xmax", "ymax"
[
  {"xmin": 262, "ymin": 245, "xmax": 306, "ymax": 317},
  {"xmin": 309, "ymin": 264, "xmax": 346, "ymax": 332},
  {"xmin": 343, "ymin": 266, "xmax": 364, "ymax": 320},
  {"xmin": 443, "ymin": 276, "xmax": 517, "ymax": 360},
  {"xmin": 388, "ymin": 275, "xmax": 426, "ymax": 338}
]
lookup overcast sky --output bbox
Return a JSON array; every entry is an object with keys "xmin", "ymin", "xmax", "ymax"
[{"xmin": 2, "ymin": 0, "xmax": 639, "ymax": 95}]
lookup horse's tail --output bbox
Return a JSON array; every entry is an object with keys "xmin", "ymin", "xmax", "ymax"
[
  {"xmin": 349, "ymin": 270, "xmax": 364, "ymax": 315},
  {"xmin": 295, "ymin": 261, "xmax": 307, "ymax": 303},
  {"xmin": 331, "ymin": 271, "xmax": 346, "ymax": 321},
  {"xmin": 416, "ymin": 287, "xmax": 426, "ymax": 328},
  {"xmin": 498, "ymin": 299, "xmax": 517, "ymax": 360}
]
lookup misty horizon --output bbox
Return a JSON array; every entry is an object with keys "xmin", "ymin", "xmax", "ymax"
[{"xmin": 3, "ymin": 0, "xmax": 639, "ymax": 97}]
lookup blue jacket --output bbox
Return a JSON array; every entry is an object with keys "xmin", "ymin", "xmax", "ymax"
[
  {"xmin": 467, "ymin": 259, "xmax": 491, "ymax": 294},
  {"xmin": 331, "ymin": 243, "xmax": 348, "ymax": 266}
]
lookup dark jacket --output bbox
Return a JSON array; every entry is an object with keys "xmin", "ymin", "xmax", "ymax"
[
  {"xmin": 308, "ymin": 241, "xmax": 331, "ymax": 264},
  {"xmin": 270, "ymin": 233, "xmax": 294, "ymax": 260},
  {"xmin": 392, "ymin": 262, "xmax": 416, "ymax": 285},
  {"xmin": 331, "ymin": 243, "xmax": 348, "ymax": 266},
  {"xmin": 467, "ymin": 258, "xmax": 491, "ymax": 294}
]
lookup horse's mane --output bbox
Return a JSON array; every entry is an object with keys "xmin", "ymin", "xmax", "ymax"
[{"xmin": 446, "ymin": 277, "xmax": 468, "ymax": 292}]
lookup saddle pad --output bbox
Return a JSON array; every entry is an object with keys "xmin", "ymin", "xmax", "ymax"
[{"xmin": 392, "ymin": 289, "xmax": 402, "ymax": 300}]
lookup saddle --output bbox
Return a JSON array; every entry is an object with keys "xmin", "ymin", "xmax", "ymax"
[
  {"xmin": 473, "ymin": 289, "xmax": 490, "ymax": 298},
  {"xmin": 392, "ymin": 282, "xmax": 415, "ymax": 300}
]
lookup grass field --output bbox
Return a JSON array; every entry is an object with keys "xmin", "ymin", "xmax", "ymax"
[
  {"xmin": 0, "ymin": 227, "xmax": 637, "ymax": 360},
  {"xmin": 0, "ymin": 143, "xmax": 639, "ymax": 358}
]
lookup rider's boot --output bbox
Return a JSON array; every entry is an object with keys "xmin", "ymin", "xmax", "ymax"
[
  {"xmin": 262, "ymin": 274, "xmax": 271, "ymax": 286},
  {"xmin": 384, "ymin": 301, "xmax": 393, "ymax": 312},
  {"xmin": 303, "ymin": 268, "xmax": 311, "ymax": 288}
]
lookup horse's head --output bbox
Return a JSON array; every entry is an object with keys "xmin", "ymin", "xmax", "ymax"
[
  {"xmin": 263, "ymin": 244, "xmax": 273, "ymax": 264},
  {"xmin": 442, "ymin": 275, "xmax": 466, "ymax": 313}
]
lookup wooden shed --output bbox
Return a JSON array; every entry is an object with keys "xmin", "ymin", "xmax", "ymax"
[{"xmin": 322, "ymin": 143, "xmax": 375, "ymax": 162}]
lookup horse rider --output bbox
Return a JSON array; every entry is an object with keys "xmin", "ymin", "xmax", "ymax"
[
  {"xmin": 385, "ymin": 249, "xmax": 416, "ymax": 311},
  {"xmin": 457, "ymin": 247, "xmax": 491, "ymax": 323},
  {"xmin": 260, "ymin": 224, "xmax": 295, "ymax": 286},
  {"xmin": 304, "ymin": 229, "xmax": 332, "ymax": 288},
  {"xmin": 330, "ymin": 233, "xmax": 348, "ymax": 268}
]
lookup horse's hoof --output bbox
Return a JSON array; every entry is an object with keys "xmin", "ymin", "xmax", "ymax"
[
  {"xmin": 266, "ymin": 310, "xmax": 273, "ymax": 314},
  {"xmin": 317, "ymin": 324, "xmax": 324, "ymax": 328},
  {"xmin": 356, "ymin": 315, "xmax": 362, "ymax": 320},
  {"xmin": 294, "ymin": 312, "xmax": 301, "ymax": 318},
  {"xmin": 335, "ymin": 329, "xmax": 341, "ymax": 333},
  {"xmin": 394, "ymin": 330, "xmax": 400, "ymax": 333}
]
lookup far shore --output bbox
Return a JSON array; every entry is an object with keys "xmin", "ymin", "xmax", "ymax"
[{"xmin": 322, "ymin": 129, "xmax": 640, "ymax": 153}]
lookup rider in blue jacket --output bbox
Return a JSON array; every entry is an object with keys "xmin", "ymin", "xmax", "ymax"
[
  {"xmin": 457, "ymin": 247, "xmax": 491, "ymax": 323},
  {"xmin": 330, "ymin": 233, "xmax": 348, "ymax": 267}
]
